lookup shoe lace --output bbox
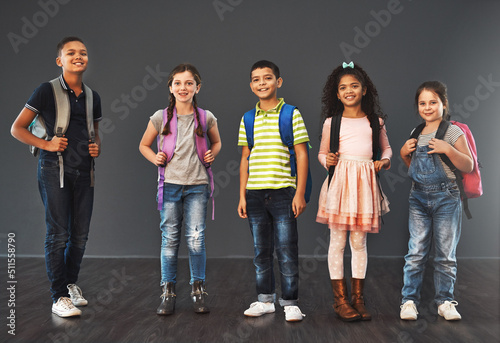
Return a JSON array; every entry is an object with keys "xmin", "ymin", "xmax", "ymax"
[
  {"xmin": 68, "ymin": 284, "xmax": 83, "ymax": 298},
  {"xmin": 401, "ymin": 302, "xmax": 418, "ymax": 314},
  {"xmin": 442, "ymin": 301, "xmax": 458, "ymax": 311},
  {"xmin": 58, "ymin": 297, "xmax": 75, "ymax": 310},
  {"xmin": 286, "ymin": 306, "xmax": 305, "ymax": 316}
]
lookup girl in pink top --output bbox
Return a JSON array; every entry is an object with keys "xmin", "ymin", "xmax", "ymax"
[{"xmin": 316, "ymin": 62, "xmax": 392, "ymax": 322}]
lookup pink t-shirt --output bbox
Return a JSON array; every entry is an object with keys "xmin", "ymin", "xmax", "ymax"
[{"xmin": 318, "ymin": 116, "xmax": 392, "ymax": 169}]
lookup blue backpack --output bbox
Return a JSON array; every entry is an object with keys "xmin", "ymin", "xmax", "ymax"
[{"xmin": 243, "ymin": 104, "xmax": 312, "ymax": 203}]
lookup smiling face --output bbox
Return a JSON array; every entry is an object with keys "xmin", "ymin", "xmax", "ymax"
[
  {"xmin": 337, "ymin": 74, "xmax": 366, "ymax": 108},
  {"xmin": 56, "ymin": 40, "xmax": 88, "ymax": 74},
  {"xmin": 169, "ymin": 70, "xmax": 200, "ymax": 104},
  {"xmin": 250, "ymin": 67, "xmax": 282, "ymax": 101},
  {"xmin": 418, "ymin": 89, "xmax": 445, "ymax": 124}
]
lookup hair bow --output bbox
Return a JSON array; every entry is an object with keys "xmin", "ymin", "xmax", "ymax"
[{"xmin": 342, "ymin": 61, "xmax": 354, "ymax": 69}]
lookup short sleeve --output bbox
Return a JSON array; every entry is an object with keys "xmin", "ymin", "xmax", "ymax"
[
  {"xmin": 205, "ymin": 110, "xmax": 217, "ymax": 131},
  {"xmin": 92, "ymin": 90, "xmax": 103, "ymax": 122},
  {"xmin": 237, "ymin": 116, "xmax": 248, "ymax": 146},
  {"xmin": 150, "ymin": 110, "xmax": 164, "ymax": 133},
  {"xmin": 292, "ymin": 108, "xmax": 309, "ymax": 145},
  {"xmin": 25, "ymin": 82, "xmax": 51, "ymax": 114}
]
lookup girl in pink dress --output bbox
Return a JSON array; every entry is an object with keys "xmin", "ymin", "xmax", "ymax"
[{"xmin": 317, "ymin": 62, "xmax": 392, "ymax": 321}]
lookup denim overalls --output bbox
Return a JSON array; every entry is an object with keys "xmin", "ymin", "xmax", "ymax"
[{"xmin": 401, "ymin": 142, "xmax": 462, "ymax": 306}]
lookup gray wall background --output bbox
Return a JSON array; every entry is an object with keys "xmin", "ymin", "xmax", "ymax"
[{"xmin": 1, "ymin": 0, "xmax": 499, "ymax": 258}]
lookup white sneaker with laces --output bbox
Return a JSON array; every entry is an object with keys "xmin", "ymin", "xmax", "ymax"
[
  {"xmin": 244, "ymin": 301, "xmax": 275, "ymax": 317},
  {"xmin": 67, "ymin": 284, "xmax": 88, "ymax": 306},
  {"xmin": 52, "ymin": 297, "xmax": 82, "ymax": 317},
  {"xmin": 400, "ymin": 300, "xmax": 418, "ymax": 320},
  {"xmin": 438, "ymin": 300, "xmax": 462, "ymax": 320},
  {"xmin": 284, "ymin": 305, "xmax": 305, "ymax": 322}
]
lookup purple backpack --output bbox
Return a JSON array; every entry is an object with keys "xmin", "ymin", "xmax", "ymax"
[{"xmin": 157, "ymin": 107, "xmax": 214, "ymax": 218}]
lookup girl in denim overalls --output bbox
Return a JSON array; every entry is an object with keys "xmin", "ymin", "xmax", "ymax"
[{"xmin": 399, "ymin": 81, "xmax": 473, "ymax": 321}]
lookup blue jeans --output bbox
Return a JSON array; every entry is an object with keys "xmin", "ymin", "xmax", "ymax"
[
  {"xmin": 401, "ymin": 145, "xmax": 462, "ymax": 306},
  {"xmin": 38, "ymin": 158, "xmax": 94, "ymax": 302},
  {"xmin": 159, "ymin": 183, "xmax": 209, "ymax": 285},
  {"xmin": 246, "ymin": 187, "xmax": 299, "ymax": 307}
]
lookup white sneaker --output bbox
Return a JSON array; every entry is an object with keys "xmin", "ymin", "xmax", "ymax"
[
  {"xmin": 438, "ymin": 301, "xmax": 462, "ymax": 320},
  {"xmin": 67, "ymin": 284, "xmax": 88, "ymax": 306},
  {"xmin": 52, "ymin": 297, "xmax": 82, "ymax": 317},
  {"xmin": 244, "ymin": 301, "xmax": 275, "ymax": 317},
  {"xmin": 400, "ymin": 300, "xmax": 418, "ymax": 320},
  {"xmin": 284, "ymin": 305, "xmax": 305, "ymax": 322}
]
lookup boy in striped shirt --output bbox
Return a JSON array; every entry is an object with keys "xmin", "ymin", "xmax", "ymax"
[{"xmin": 237, "ymin": 60, "xmax": 309, "ymax": 322}]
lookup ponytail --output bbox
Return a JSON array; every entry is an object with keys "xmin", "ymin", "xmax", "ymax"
[
  {"xmin": 193, "ymin": 95, "xmax": 204, "ymax": 137},
  {"xmin": 162, "ymin": 94, "xmax": 176, "ymax": 135}
]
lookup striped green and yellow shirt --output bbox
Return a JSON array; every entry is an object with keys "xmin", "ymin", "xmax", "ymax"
[{"xmin": 238, "ymin": 98, "xmax": 310, "ymax": 190}]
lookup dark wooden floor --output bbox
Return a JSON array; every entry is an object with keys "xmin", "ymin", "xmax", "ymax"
[{"xmin": 1, "ymin": 257, "xmax": 498, "ymax": 343}]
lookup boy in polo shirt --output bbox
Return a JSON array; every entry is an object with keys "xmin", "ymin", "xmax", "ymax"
[
  {"xmin": 11, "ymin": 36, "xmax": 102, "ymax": 318},
  {"xmin": 237, "ymin": 60, "xmax": 309, "ymax": 322}
]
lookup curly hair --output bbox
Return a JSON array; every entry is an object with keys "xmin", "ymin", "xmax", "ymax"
[
  {"xmin": 321, "ymin": 63, "xmax": 386, "ymax": 124},
  {"xmin": 162, "ymin": 63, "xmax": 204, "ymax": 137}
]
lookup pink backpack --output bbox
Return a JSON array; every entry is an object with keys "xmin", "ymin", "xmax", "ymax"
[
  {"xmin": 157, "ymin": 107, "xmax": 214, "ymax": 218},
  {"xmin": 410, "ymin": 120, "xmax": 483, "ymax": 219},
  {"xmin": 450, "ymin": 121, "xmax": 483, "ymax": 199}
]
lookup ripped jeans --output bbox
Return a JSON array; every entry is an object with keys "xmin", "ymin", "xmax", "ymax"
[{"xmin": 159, "ymin": 183, "xmax": 209, "ymax": 285}]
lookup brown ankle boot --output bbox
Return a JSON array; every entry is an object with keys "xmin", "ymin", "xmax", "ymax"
[
  {"xmin": 351, "ymin": 278, "xmax": 371, "ymax": 321},
  {"xmin": 331, "ymin": 279, "xmax": 361, "ymax": 321}
]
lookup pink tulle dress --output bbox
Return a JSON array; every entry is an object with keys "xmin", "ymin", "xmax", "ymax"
[{"xmin": 316, "ymin": 116, "xmax": 392, "ymax": 233}]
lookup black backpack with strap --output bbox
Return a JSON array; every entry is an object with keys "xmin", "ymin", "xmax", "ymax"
[{"xmin": 327, "ymin": 114, "xmax": 381, "ymax": 185}]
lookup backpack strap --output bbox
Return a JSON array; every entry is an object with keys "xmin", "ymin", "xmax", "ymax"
[
  {"xmin": 194, "ymin": 108, "xmax": 215, "ymax": 220},
  {"xmin": 370, "ymin": 116, "xmax": 381, "ymax": 161},
  {"xmin": 435, "ymin": 121, "xmax": 471, "ymax": 219},
  {"xmin": 156, "ymin": 108, "xmax": 177, "ymax": 211},
  {"xmin": 243, "ymin": 108, "xmax": 256, "ymax": 150},
  {"xmin": 278, "ymin": 104, "xmax": 313, "ymax": 203},
  {"xmin": 50, "ymin": 77, "xmax": 71, "ymax": 188},
  {"xmin": 278, "ymin": 104, "xmax": 297, "ymax": 176},
  {"xmin": 327, "ymin": 115, "xmax": 342, "ymax": 186},
  {"xmin": 409, "ymin": 122, "xmax": 426, "ymax": 140},
  {"xmin": 243, "ymin": 108, "xmax": 256, "ymax": 173},
  {"xmin": 83, "ymin": 84, "xmax": 95, "ymax": 187}
]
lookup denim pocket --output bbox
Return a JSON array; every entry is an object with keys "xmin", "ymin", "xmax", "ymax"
[
  {"xmin": 445, "ymin": 185, "xmax": 460, "ymax": 199},
  {"xmin": 415, "ymin": 153, "xmax": 436, "ymax": 175},
  {"xmin": 40, "ymin": 159, "xmax": 59, "ymax": 170}
]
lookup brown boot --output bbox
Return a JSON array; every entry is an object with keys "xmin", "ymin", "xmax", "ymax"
[
  {"xmin": 331, "ymin": 279, "xmax": 361, "ymax": 321},
  {"xmin": 351, "ymin": 278, "xmax": 371, "ymax": 321}
]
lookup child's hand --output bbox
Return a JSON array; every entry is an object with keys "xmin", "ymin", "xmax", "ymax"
[
  {"xmin": 155, "ymin": 152, "xmax": 167, "ymax": 167},
  {"xmin": 89, "ymin": 141, "xmax": 100, "ymax": 158},
  {"xmin": 428, "ymin": 138, "xmax": 451, "ymax": 155},
  {"xmin": 325, "ymin": 152, "xmax": 339, "ymax": 168},
  {"xmin": 401, "ymin": 138, "xmax": 417, "ymax": 157},
  {"xmin": 374, "ymin": 159, "xmax": 390, "ymax": 172},
  {"xmin": 237, "ymin": 198, "xmax": 247, "ymax": 218},
  {"xmin": 47, "ymin": 135, "xmax": 68, "ymax": 152},
  {"xmin": 204, "ymin": 149, "xmax": 214, "ymax": 165},
  {"xmin": 292, "ymin": 194, "xmax": 306, "ymax": 218}
]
